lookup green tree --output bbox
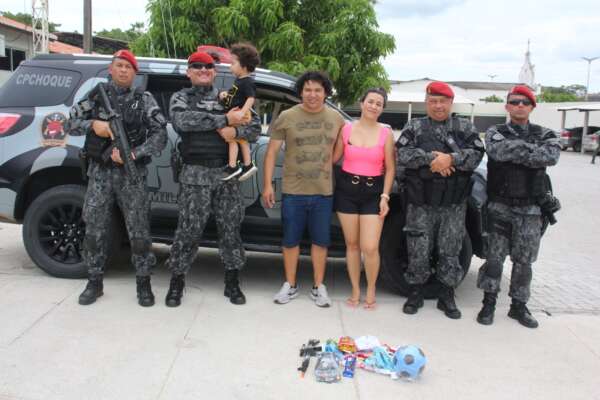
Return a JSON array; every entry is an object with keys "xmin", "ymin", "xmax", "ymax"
[
  {"xmin": 0, "ymin": 11, "xmax": 61, "ymax": 32},
  {"xmin": 480, "ymin": 94, "xmax": 503, "ymax": 103},
  {"xmin": 132, "ymin": 0, "xmax": 395, "ymax": 104},
  {"xmin": 538, "ymin": 85, "xmax": 579, "ymax": 102},
  {"xmin": 96, "ymin": 22, "xmax": 145, "ymax": 43}
]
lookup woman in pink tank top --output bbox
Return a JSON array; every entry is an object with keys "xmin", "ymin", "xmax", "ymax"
[{"xmin": 332, "ymin": 88, "xmax": 395, "ymax": 310}]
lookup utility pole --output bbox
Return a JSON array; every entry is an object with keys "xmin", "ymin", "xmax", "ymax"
[
  {"xmin": 83, "ymin": 0, "xmax": 92, "ymax": 53},
  {"xmin": 582, "ymin": 56, "xmax": 599, "ymax": 101},
  {"xmin": 31, "ymin": 0, "xmax": 49, "ymax": 55}
]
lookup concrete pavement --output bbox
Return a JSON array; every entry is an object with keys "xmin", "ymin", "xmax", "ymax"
[{"xmin": 0, "ymin": 150, "xmax": 599, "ymax": 400}]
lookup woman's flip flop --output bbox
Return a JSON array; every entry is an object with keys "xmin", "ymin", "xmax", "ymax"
[
  {"xmin": 345, "ymin": 298, "xmax": 361, "ymax": 308},
  {"xmin": 363, "ymin": 300, "xmax": 377, "ymax": 310}
]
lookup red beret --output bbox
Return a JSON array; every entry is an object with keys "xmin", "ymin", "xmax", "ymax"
[
  {"xmin": 426, "ymin": 81, "xmax": 454, "ymax": 99},
  {"xmin": 113, "ymin": 50, "xmax": 138, "ymax": 71},
  {"xmin": 508, "ymin": 85, "xmax": 536, "ymax": 107},
  {"xmin": 187, "ymin": 51, "xmax": 215, "ymax": 65}
]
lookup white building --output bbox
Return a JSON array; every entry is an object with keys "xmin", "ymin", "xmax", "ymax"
[
  {"xmin": 0, "ymin": 15, "xmax": 82, "ymax": 86},
  {"xmin": 345, "ymin": 78, "xmax": 515, "ymax": 131}
]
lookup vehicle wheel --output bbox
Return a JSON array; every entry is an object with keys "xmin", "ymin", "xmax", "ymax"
[
  {"xmin": 379, "ymin": 201, "xmax": 474, "ymax": 298},
  {"xmin": 22, "ymin": 184, "xmax": 122, "ymax": 278},
  {"xmin": 573, "ymin": 142, "xmax": 581, "ymax": 152},
  {"xmin": 378, "ymin": 197, "xmax": 410, "ymax": 295}
]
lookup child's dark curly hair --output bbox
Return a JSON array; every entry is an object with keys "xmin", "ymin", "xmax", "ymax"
[{"xmin": 230, "ymin": 43, "xmax": 261, "ymax": 72}]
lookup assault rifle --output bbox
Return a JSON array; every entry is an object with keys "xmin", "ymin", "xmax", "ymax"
[{"xmin": 94, "ymin": 83, "xmax": 141, "ymax": 185}]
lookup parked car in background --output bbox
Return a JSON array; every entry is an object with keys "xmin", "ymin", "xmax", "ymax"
[
  {"xmin": 560, "ymin": 126, "xmax": 600, "ymax": 152},
  {"xmin": 582, "ymin": 130, "xmax": 600, "ymax": 153}
]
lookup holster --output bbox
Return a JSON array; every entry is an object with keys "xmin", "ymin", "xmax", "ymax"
[
  {"xmin": 79, "ymin": 148, "xmax": 89, "ymax": 181},
  {"xmin": 171, "ymin": 147, "xmax": 182, "ymax": 183}
]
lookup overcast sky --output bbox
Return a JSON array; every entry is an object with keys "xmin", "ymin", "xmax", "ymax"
[{"xmin": 3, "ymin": 0, "xmax": 600, "ymax": 91}]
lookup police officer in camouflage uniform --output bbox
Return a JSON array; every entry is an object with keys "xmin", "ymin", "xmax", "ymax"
[
  {"xmin": 477, "ymin": 85, "xmax": 560, "ymax": 328},
  {"xmin": 164, "ymin": 51, "xmax": 261, "ymax": 307},
  {"xmin": 67, "ymin": 50, "xmax": 167, "ymax": 306},
  {"xmin": 397, "ymin": 81, "xmax": 484, "ymax": 319}
]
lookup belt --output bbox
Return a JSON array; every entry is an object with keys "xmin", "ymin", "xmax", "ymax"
[
  {"xmin": 188, "ymin": 159, "xmax": 228, "ymax": 168},
  {"xmin": 489, "ymin": 194, "xmax": 537, "ymax": 207},
  {"xmin": 340, "ymin": 171, "xmax": 383, "ymax": 187}
]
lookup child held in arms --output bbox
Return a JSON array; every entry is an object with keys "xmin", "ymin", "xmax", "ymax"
[{"xmin": 220, "ymin": 42, "xmax": 261, "ymax": 181}]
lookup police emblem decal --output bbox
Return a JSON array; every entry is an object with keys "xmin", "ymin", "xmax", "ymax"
[{"xmin": 41, "ymin": 112, "xmax": 68, "ymax": 147}]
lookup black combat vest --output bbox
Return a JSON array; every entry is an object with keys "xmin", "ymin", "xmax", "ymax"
[
  {"xmin": 487, "ymin": 123, "xmax": 547, "ymax": 205},
  {"xmin": 84, "ymin": 83, "xmax": 148, "ymax": 164},
  {"xmin": 177, "ymin": 87, "xmax": 228, "ymax": 165},
  {"xmin": 405, "ymin": 118, "xmax": 473, "ymax": 207}
]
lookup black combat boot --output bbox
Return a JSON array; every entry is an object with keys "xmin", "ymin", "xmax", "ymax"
[
  {"xmin": 402, "ymin": 285, "xmax": 424, "ymax": 315},
  {"xmin": 224, "ymin": 270, "xmax": 246, "ymax": 305},
  {"xmin": 508, "ymin": 299, "xmax": 539, "ymax": 328},
  {"xmin": 136, "ymin": 276, "xmax": 155, "ymax": 307},
  {"xmin": 437, "ymin": 286, "xmax": 462, "ymax": 319},
  {"xmin": 476, "ymin": 292, "xmax": 497, "ymax": 325},
  {"xmin": 165, "ymin": 274, "xmax": 185, "ymax": 307},
  {"xmin": 78, "ymin": 275, "xmax": 104, "ymax": 305}
]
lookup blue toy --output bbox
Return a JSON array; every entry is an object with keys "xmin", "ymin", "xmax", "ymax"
[{"xmin": 392, "ymin": 345, "xmax": 427, "ymax": 380}]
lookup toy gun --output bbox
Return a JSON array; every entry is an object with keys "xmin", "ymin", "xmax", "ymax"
[
  {"xmin": 94, "ymin": 83, "xmax": 141, "ymax": 185},
  {"xmin": 298, "ymin": 339, "xmax": 321, "ymax": 378}
]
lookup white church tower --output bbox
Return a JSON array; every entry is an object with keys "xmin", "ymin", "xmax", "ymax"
[{"xmin": 519, "ymin": 40, "xmax": 536, "ymax": 89}]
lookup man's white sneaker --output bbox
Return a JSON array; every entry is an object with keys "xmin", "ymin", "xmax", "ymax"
[
  {"xmin": 310, "ymin": 284, "xmax": 332, "ymax": 308},
  {"xmin": 273, "ymin": 282, "xmax": 299, "ymax": 304}
]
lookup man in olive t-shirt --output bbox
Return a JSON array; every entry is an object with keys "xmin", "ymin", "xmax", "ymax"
[{"xmin": 262, "ymin": 71, "xmax": 344, "ymax": 307}]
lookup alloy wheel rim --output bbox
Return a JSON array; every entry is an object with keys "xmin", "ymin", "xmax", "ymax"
[{"xmin": 38, "ymin": 203, "xmax": 85, "ymax": 264}]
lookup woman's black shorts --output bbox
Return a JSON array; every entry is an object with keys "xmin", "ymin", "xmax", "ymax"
[{"xmin": 334, "ymin": 171, "xmax": 384, "ymax": 215}]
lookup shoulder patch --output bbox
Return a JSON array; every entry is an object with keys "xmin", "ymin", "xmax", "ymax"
[
  {"xmin": 398, "ymin": 136, "xmax": 409, "ymax": 146},
  {"xmin": 474, "ymin": 138, "xmax": 484, "ymax": 148},
  {"xmin": 492, "ymin": 133, "xmax": 505, "ymax": 141}
]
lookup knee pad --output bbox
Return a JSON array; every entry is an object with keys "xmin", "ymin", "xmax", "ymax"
[{"xmin": 483, "ymin": 260, "xmax": 503, "ymax": 279}]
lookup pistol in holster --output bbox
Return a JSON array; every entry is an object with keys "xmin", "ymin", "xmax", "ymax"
[
  {"xmin": 79, "ymin": 148, "xmax": 89, "ymax": 181},
  {"xmin": 171, "ymin": 147, "xmax": 182, "ymax": 183}
]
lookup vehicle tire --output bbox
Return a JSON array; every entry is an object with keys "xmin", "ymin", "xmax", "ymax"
[
  {"xmin": 22, "ymin": 184, "xmax": 122, "ymax": 278},
  {"xmin": 573, "ymin": 142, "xmax": 581, "ymax": 152},
  {"xmin": 379, "ymin": 201, "xmax": 474, "ymax": 299}
]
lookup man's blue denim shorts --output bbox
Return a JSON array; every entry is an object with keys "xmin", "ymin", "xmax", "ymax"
[{"xmin": 281, "ymin": 194, "xmax": 333, "ymax": 248}]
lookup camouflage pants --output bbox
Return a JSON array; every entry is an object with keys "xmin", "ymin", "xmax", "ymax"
[
  {"xmin": 477, "ymin": 204, "xmax": 542, "ymax": 302},
  {"xmin": 166, "ymin": 179, "xmax": 245, "ymax": 275},
  {"xmin": 82, "ymin": 164, "xmax": 155, "ymax": 277},
  {"xmin": 404, "ymin": 203, "xmax": 467, "ymax": 288}
]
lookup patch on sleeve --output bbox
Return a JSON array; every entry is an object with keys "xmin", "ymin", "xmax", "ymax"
[
  {"xmin": 474, "ymin": 139, "xmax": 484, "ymax": 148},
  {"xmin": 398, "ymin": 135, "xmax": 409, "ymax": 146},
  {"xmin": 492, "ymin": 133, "xmax": 505, "ymax": 141}
]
